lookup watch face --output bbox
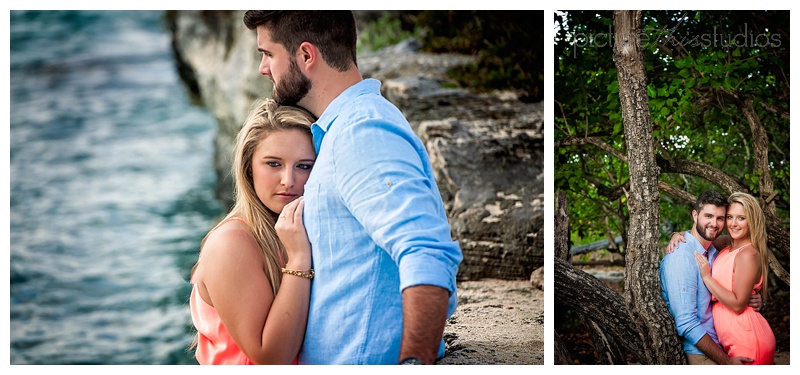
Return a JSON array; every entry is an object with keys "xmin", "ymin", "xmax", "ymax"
[{"xmin": 399, "ymin": 357, "xmax": 424, "ymax": 365}]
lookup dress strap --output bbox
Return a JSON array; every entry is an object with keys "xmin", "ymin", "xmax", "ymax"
[
  {"xmin": 731, "ymin": 243, "xmax": 752, "ymax": 253},
  {"xmin": 224, "ymin": 216, "xmax": 247, "ymax": 224}
]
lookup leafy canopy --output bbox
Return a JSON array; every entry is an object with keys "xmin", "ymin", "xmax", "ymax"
[{"xmin": 555, "ymin": 10, "xmax": 789, "ymax": 248}]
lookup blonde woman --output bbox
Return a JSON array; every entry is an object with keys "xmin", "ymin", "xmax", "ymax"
[
  {"xmin": 667, "ymin": 192, "xmax": 775, "ymax": 364},
  {"xmin": 189, "ymin": 98, "xmax": 316, "ymax": 364}
]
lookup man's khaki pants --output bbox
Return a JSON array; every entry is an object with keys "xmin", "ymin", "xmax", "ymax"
[{"xmin": 686, "ymin": 354, "xmax": 718, "ymax": 365}]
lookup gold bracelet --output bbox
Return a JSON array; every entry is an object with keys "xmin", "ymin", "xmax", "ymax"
[{"xmin": 281, "ymin": 268, "xmax": 314, "ymax": 279}]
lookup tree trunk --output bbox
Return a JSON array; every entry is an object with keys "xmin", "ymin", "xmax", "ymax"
[
  {"xmin": 612, "ymin": 10, "xmax": 684, "ymax": 365},
  {"xmin": 555, "ymin": 190, "xmax": 570, "ymax": 261},
  {"xmin": 586, "ymin": 318, "xmax": 627, "ymax": 364},
  {"xmin": 554, "ymin": 257, "xmax": 644, "ymax": 363},
  {"xmin": 554, "ymin": 328, "xmax": 574, "ymax": 365}
]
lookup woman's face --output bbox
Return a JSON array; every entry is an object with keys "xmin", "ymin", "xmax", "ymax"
[
  {"xmin": 726, "ymin": 202, "xmax": 750, "ymax": 242},
  {"xmin": 251, "ymin": 128, "xmax": 315, "ymax": 214}
]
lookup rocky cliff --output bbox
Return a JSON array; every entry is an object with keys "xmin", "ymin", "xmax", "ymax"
[{"xmin": 167, "ymin": 10, "xmax": 543, "ymax": 280}]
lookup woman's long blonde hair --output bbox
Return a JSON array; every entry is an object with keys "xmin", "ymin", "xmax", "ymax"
[
  {"xmin": 729, "ymin": 192, "xmax": 770, "ymax": 302},
  {"xmin": 191, "ymin": 98, "xmax": 315, "ymax": 295}
]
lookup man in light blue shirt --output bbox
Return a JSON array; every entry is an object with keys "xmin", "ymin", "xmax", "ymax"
[
  {"xmin": 244, "ymin": 11, "xmax": 463, "ymax": 364},
  {"xmin": 659, "ymin": 189, "xmax": 751, "ymax": 365}
]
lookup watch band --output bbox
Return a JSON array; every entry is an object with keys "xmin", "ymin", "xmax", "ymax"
[{"xmin": 399, "ymin": 357, "xmax": 424, "ymax": 365}]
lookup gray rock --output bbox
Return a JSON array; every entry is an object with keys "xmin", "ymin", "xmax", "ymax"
[{"xmin": 170, "ymin": 10, "xmax": 268, "ymax": 202}]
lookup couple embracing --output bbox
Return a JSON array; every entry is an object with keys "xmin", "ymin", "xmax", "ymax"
[
  {"xmin": 660, "ymin": 189, "xmax": 776, "ymax": 365},
  {"xmin": 188, "ymin": 11, "xmax": 463, "ymax": 365}
]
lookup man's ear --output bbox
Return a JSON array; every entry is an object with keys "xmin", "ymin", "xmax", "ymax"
[
  {"xmin": 296, "ymin": 42, "xmax": 317, "ymax": 70},
  {"xmin": 691, "ymin": 209, "xmax": 698, "ymax": 222}
]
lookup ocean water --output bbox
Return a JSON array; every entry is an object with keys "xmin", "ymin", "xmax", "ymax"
[{"xmin": 9, "ymin": 10, "xmax": 223, "ymax": 364}]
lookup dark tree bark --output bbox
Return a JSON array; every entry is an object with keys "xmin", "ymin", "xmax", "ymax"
[
  {"xmin": 554, "ymin": 328, "xmax": 574, "ymax": 365},
  {"xmin": 556, "ymin": 190, "xmax": 644, "ymax": 364},
  {"xmin": 586, "ymin": 318, "xmax": 627, "ymax": 364},
  {"xmin": 554, "ymin": 257, "xmax": 644, "ymax": 364},
  {"xmin": 555, "ymin": 190, "xmax": 570, "ymax": 261},
  {"xmin": 612, "ymin": 10, "xmax": 685, "ymax": 364}
]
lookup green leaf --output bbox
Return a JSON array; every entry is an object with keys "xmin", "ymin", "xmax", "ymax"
[
  {"xmin": 608, "ymin": 80, "xmax": 619, "ymax": 94},
  {"xmin": 675, "ymin": 58, "xmax": 688, "ymax": 68},
  {"xmin": 723, "ymin": 77, "xmax": 732, "ymax": 90},
  {"xmin": 647, "ymin": 84, "xmax": 657, "ymax": 98}
]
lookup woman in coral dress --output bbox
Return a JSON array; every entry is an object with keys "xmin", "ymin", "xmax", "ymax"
[
  {"xmin": 189, "ymin": 99, "xmax": 317, "ymax": 364},
  {"xmin": 692, "ymin": 192, "xmax": 776, "ymax": 364}
]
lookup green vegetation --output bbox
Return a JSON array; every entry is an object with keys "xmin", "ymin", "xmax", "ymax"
[
  {"xmin": 356, "ymin": 12, "xmax": 423, "ymax": 54},
  {"xmin": 357, "ymin": 11, "xmax": 544, "ymax": 103},
  {"xmin": 415, "ymin": 10, "xmax": 543, "ymax": 103},
  {"xmin": 554, "ymin": 11, "xmax": 790, "ymax": 255}
]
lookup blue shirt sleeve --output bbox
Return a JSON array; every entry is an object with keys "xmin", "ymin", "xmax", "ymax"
[
  {"xmin": 330, "ymin": 115, "xmax": 462, "ymax": 297},
  {"xmin": 660, "ymin": 249, "xmax": 707, "ymax": 345}
]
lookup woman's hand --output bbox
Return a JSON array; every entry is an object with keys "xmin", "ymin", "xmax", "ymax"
[
  {"xmin": 665, "ymin": 231, "xmax": 687, "ymax": 254},
  {"xmin": 694, "ymin": 252, "xmax": 711, "ymax": 280},
  {"xmin": 275, "ymin": 197, "xmax": 312, "ymax": 269}
]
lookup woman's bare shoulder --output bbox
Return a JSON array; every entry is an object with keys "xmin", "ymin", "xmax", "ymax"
[
  {"xmin": 737, "ymin": 244, "xmax": 760, "ymax": 257},
  {"xmin": 202, "ymin": 220, "xmax": 259, "ymax": 260}
]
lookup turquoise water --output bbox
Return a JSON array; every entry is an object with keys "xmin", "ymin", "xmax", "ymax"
[{"xmin": 10, "ymin": 10, "xmax": 222, "ymax": 364}]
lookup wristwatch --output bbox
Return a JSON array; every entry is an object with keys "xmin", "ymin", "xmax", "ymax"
[{"xmin": 399, "ymin": 357, "xmax": 424, "ymax": 365}]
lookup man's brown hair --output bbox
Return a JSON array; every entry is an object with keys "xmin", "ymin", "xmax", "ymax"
[{"xmin": 243, "ymin": 10, "xmax": 358, "ymax": 72}]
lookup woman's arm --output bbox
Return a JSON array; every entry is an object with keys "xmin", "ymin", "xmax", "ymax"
[
  {"xmin": 665, "ymin": 231, "xmax": 687, "ymax": 254},
  {"xmin": 694, "ymin": 246, "xmax": 761, "ymax": 313},
  {"xmin": 201, "ymin": 199, "xmax": 311, "ymax": 364}
]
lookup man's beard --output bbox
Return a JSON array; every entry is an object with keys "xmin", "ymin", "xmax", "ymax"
[
  {"xmin": 273, "ymin": 58, "xmax": 311, "ymax": 107},
  {"xmin": 695, "ymin": 220, "xmax": 720, "ymax": 241}
]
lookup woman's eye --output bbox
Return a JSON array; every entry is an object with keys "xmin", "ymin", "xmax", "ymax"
[
  {"xmin": 267, "ymin": 161, "xmax": 280, "ymax": 167},
  {"xmin": 297, "ymin": 163, "xmax": 314, "ymax": 170}
]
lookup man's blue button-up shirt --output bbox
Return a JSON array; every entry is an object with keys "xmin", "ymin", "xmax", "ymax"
[
  {"xmin": 659, "ymin": 230, "xmax": 720, "ymax": 355},
  {"xmin": 299, "ymin": 78, "xmax": 463, "ymax": 364}
]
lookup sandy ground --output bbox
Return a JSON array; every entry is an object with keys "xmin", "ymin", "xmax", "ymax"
[{"xmin": 436, "ymin": 279, "xmax": 544, "ymax": 365}]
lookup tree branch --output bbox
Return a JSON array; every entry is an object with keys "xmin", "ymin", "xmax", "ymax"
[
  {"xmin": 554, "ymin": 257, "xmax": 645, "ymax": 364},
  {"xmin": 556, "ymin": 136, "xmax": 628, "ymax": 163},
  {"xmin": 656, "ymin": 156, "xmax": 745, "ymax": 195},
  {"xmin": 759, "ymin": 101, "xmax": 790, "ymax": 121},
  {"xmin": 658, "ymin": 181, "xmax": 695, "ymax": 203}
]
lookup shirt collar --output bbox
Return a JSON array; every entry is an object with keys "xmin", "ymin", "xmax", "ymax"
[
  {"xmin": 683, "ymin": 230, "xmax": 717, "ymax": 258},
  {"xmin": 309, "ymin": 78, "xmax": 381, "ymax": 153},
  {"xmin": 311, "ymin": 78, "xmax": 381, "ymax": 131}
]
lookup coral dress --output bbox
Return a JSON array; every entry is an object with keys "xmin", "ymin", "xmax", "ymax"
[
  {"xmin": 190, "ymin": 283, "xmax": 254, "ymax": 365},
  {"xmin": 710, "ymin": 245, "xmax": 775, "ymax": 364}
]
